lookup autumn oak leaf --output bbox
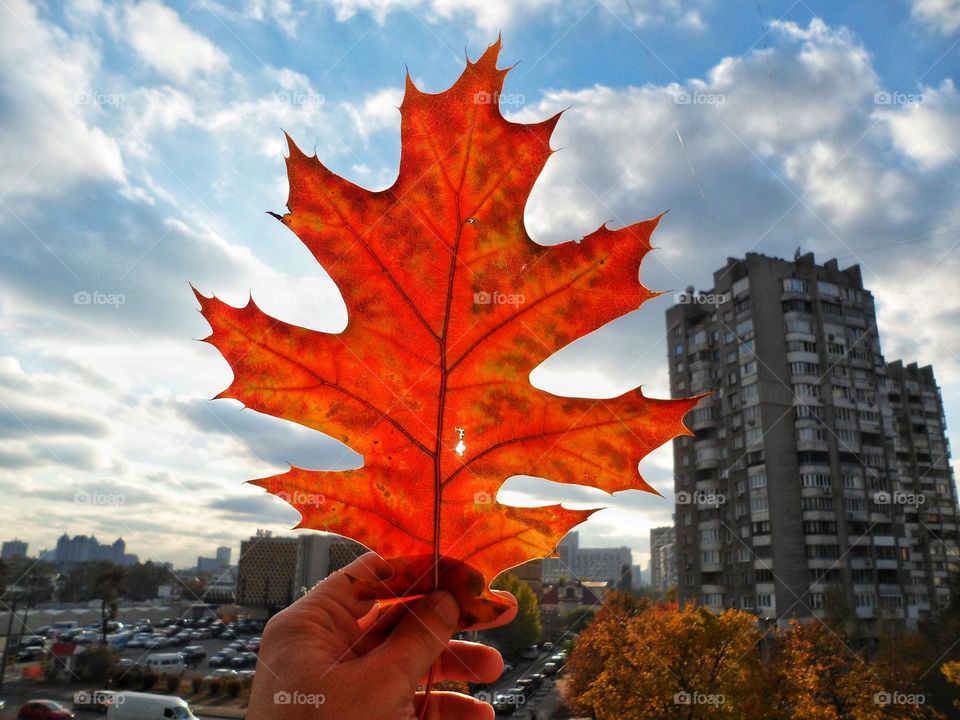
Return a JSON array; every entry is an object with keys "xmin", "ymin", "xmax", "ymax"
[{"xmin": 194, "ymin": 39, "xmax": 698, "ymax": 627}]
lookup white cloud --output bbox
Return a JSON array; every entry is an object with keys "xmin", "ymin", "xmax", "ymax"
[
  {"xmin": 910, "ymin": 0, "xmax": 960, "ymax": 34},
  {"xmin": 341, "ymin": 87, "xmax": 403, "ymax": 142},
  {"xmin": 123, "ymin": 0, "xmax": 229, "ymax": 83},
  {"xmin": 876, "ymin": 80, "xmax": 960, "ymax": 169},
  {"xmin": 0, "ymin": 0, "xmax": 125, "ymax": 199}
]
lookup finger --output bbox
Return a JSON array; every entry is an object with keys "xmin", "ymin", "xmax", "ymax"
[
  {"xmin": 362, "ymin": 590, "xmax": 460, "ymax": 690},
  {"xmin": 422, "ymin": 641, "xmax": 503, "ymax": 684},
  {"xmin": 463, "ymin": 590, "xmax": 518, "ymax": 631},
  {"xmin": 414, "ymin": 691, "xmax": 494, "ymax": 720},
  {"xmin": 302, "ymin": 552, "xmax": 392, "ymax": 620}
]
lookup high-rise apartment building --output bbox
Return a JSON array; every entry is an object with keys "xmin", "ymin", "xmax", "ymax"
[
  {"xmin": 542, "ymin": 531, "xmax": 580, "ymax": 584},
  {"xmin": 649, "ymin": 526, "xmax": 676, "ymax": 593},
  {"xmin": 576, "ymin": 547, "xmax": 633, "ymax": 584},
  {"xmin": 667, "ymin": 252, "xmax": 958, "ymax": 634},
  {"xmin": 1, "ymin": 539, "xmax": 28, "ymax": 560}
]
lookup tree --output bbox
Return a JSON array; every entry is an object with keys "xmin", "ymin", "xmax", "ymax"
[
  {"xmin": 565, "ymin": 601, "xmax": 947, "ymax": 719},
  {"xmin": 93, "ymin": 565, "xmax": 127, "ymax": 643},
  {"xmin": 125, "ymin": 561, "xmax": 172, "ymax": 601},
  {"xmin": 483, "ymin": 573, "xmax": 541, "ymax": 659}
]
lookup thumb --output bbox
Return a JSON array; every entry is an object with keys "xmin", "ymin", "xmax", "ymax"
[{"xmin": 366, "ymin": 591, "xmax": 459, "ymax": 689}]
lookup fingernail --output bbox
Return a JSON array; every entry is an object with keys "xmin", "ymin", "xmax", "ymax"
[{"xmin": 424, "ymin": 591, "xmax": 459, "ymax": 626}]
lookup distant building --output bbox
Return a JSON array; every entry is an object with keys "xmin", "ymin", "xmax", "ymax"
[
  {"xmin": 237, "ymin": 532, "xmax": 298, "ymax": 619},
  {"xmin": 649, "ymin": 526, "xmax": 677, "ymax": 594},
  {"xmin": 631, "ymin": 564, "xmax": 644, "ymax": 588},
  {"xmin": 216, "ymin": 546, "xmax": 231, "ymax": 567},
  {"xmin": 541, "ymin": 580, "xmax": 603, "ymax": 614},
  {"xmin": 576, "ymin": 547, "xmax": 633, "ymax": 584},
  {"xmin": 238, "ymin": 531, "xmax": 366, "ymax": 618},
  {"xmin": 197, "ymin": 546, "xmax": 233, "ymax": 576},
  {"xmin": 542, "ymin": 532, "xmax": 579, "ymax": 584},
  {"xmin": 1, "ymin": 539, "xmax": 28, "ymax": 560},
  {"xmin": 53, "ymin": 534, "xmax": 138, "ymax": 565},
  {"xmin": 295, "ymin": 534, "xmax": 365, "ymax": 591}
]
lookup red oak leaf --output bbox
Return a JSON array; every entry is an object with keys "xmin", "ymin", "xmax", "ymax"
[{"xmin": 194, "ymin": 39, "xmax": 697, "ymax": 627}]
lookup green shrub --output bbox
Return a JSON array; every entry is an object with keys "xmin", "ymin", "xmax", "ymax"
[
  {"xmin": 209, "ymin": 678, "xmax": 222, "ymax": 696},
  {"xmin": 192, "ymin": 676, "xmax": 203, "ymax": 694},
  {"xmin": 226, "ymin": 679, "xmax": 241, "ymax": 698}
]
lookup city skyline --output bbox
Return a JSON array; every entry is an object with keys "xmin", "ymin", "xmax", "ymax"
[{"xmin": 1, "ymin": 1, "xmax": 958, "ymax": 573}]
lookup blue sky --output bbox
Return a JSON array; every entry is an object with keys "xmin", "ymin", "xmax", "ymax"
[{"xmin": 1, "ymin": 0, "xmax": 958, "ymax": 574}]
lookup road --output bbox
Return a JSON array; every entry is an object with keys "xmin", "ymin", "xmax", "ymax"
[{"xmin": 484, "ymin": 646, "xmax": 566, "ymax": 718}]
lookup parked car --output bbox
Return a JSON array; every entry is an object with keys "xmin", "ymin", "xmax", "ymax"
[
  {"xmin": 207, "ymin": 650, "xmax": 235, "ymax": 668},
  {"xmin": 492, "ymin": 690, "xmax": 525, "ymax": 715},
  {"xmin": 520, "ymin": 645, "xmax": 538, "ymax": 660},
  {"xmin": 18, "ymin": 636, "xmax": 46, "ymax": 649},
  {"xmin": 244, "ymin": 638, "xmax": 261, "ymax": 653},
  {"xmin": 227, "ymin": 640, "xmax": 245, "ymax": 651},
  {"xmin": 204, "ymin": 669, "xmax": 238, "ymax": 682},
  {"xmin": 73, "ymin": 631, "xmax": 100, "ymax": 645},
  {"xmin": 542, "ymin": 661, "xmax": 558, "ymax": 676},
  {"xmin": 16, "ymin": 648, "xmax": 47, "ymax": 663},
  {"xmin": 229, "ymin": 652, "xmax": 258, "ymax": 669},
  {"xmin": 181, "ymin": 646, "xmax": 206, "ymax": 665},
  {"xmin": 190, "ymin": 628, "xmax": 211, "ymax": 640},
  {"xmin": 16, "ymin": 700, "xmax": 75, "ymax": 719}
]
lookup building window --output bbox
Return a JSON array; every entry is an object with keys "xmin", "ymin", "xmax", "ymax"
[
  {"xmin": 782, "ymin": 278, "xmax": 808, "ymax": 293},
  {"xmin": 817, "ymin": 280, "xmax": 840, "ymax": 297}
]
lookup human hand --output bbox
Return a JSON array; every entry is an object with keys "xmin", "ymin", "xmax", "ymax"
[{"xmin": 247, "ymin": 553, "xmax": 507, "ymax": 719}]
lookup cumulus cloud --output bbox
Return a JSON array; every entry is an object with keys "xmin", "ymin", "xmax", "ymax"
[
  {"xmin": 122, "ymin": 0, "xmax": 229, "ymax": 83},
  {"xmin": 0, "ymin": 0, "xmax": 125, "ymax": 199},
  {"xmin": 910, "ymin": 0, "xmax": 960, "ymax": 34}
]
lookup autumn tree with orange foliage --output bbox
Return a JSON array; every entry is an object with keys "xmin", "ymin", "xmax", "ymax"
[{"xmin": 565, "ymin": 598, "xmax": 945, "ymax": 719}]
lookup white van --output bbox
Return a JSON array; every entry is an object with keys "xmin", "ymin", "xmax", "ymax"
[
  {"xmin": 106, "ymin": 692, "xmax": 197, "ymax": 720},
  {"xmin": 142, "ymin": 653, "xmax": 185, "ymax": 673}
]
